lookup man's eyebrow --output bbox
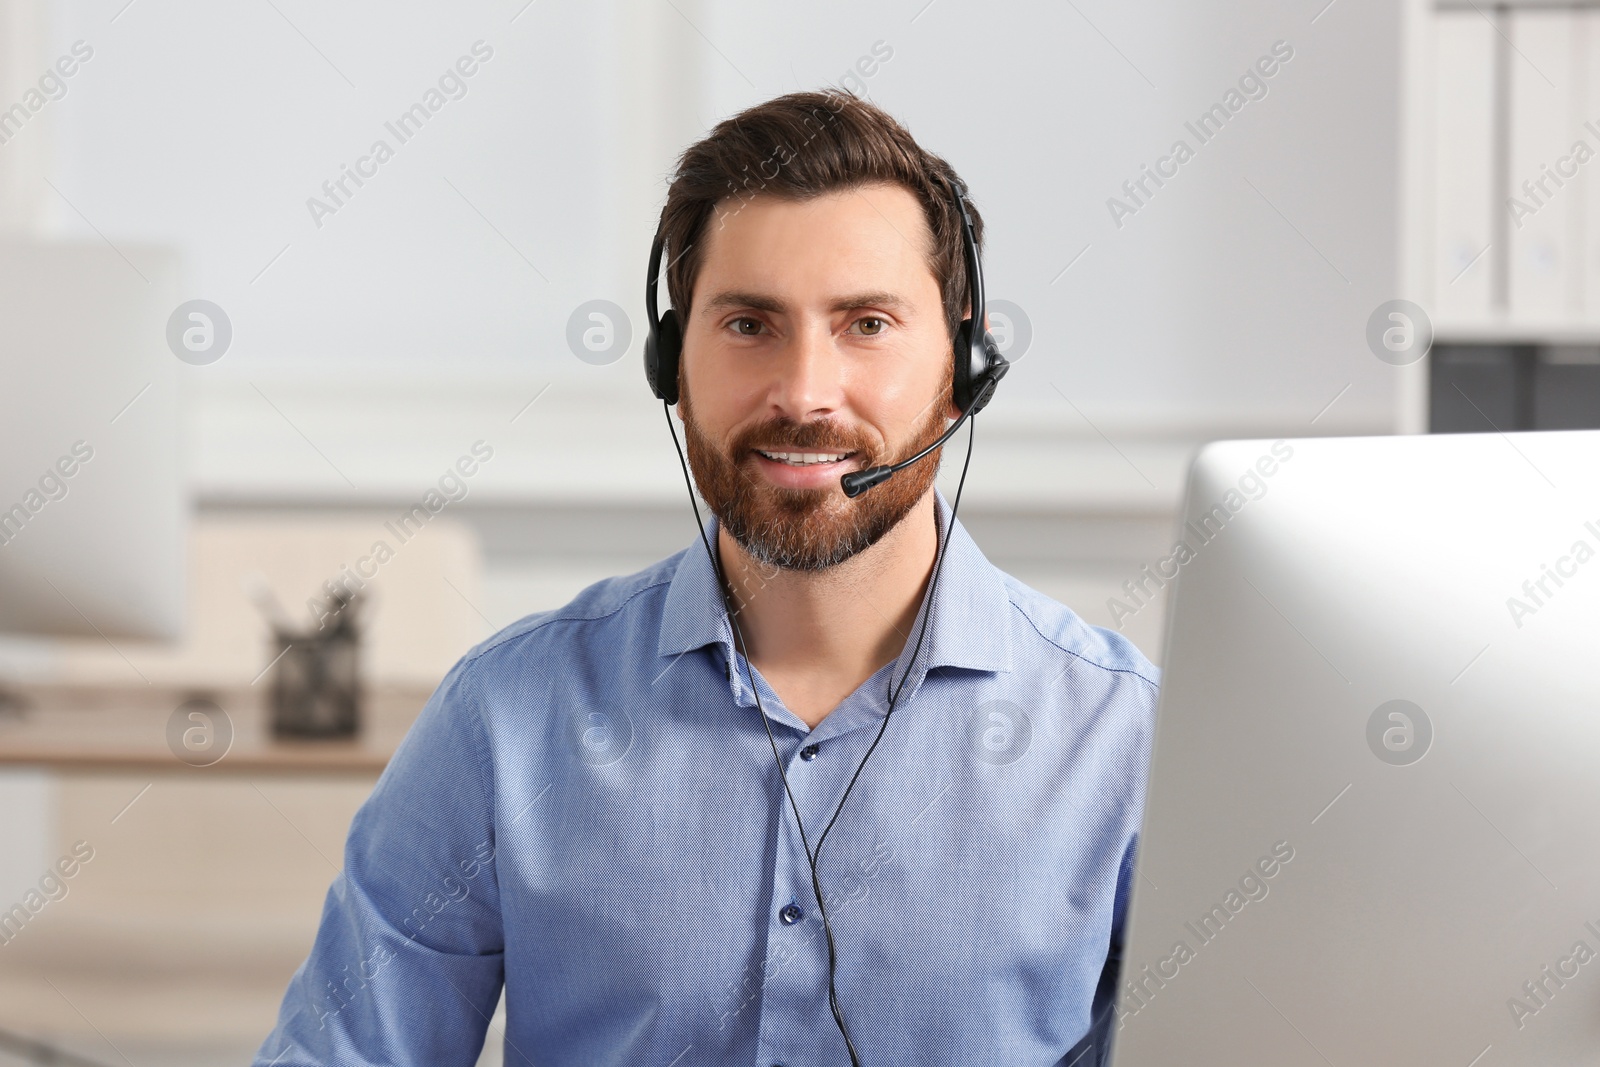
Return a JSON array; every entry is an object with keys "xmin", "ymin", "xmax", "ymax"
[
  {"xmin": 699, "ymin": 290, "xmax": 911, "ymax": 315},
  {"xmin": 830, "ymin": 291, "xmax": 909, "ymax": 313}
]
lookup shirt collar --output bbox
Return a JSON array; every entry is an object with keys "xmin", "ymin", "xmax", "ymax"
[{"xmin": 656, "ymin": 488, "xmax": 1014, "ymax": 679}]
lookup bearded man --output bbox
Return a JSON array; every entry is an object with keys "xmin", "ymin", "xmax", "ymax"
[{"xmin": 256, "ymin": 89, "xmax": 1158, "ymax": 1067}]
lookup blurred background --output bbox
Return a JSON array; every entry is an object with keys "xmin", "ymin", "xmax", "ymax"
[{"xmin": 0, "ymin": 0, "xmax": 1595, "ymax": 1062}]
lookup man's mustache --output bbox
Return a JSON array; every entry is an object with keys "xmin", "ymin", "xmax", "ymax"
[{"xmin": 731, "ymin": 421, "xmax": 874, "ymax": 457}]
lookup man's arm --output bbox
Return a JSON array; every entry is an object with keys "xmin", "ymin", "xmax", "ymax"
[
  {"xmin": 253, "ymin": 656, "xmax": 506, "ymax": 1067},
  {"xmin": 1061, "ymin": 830, "xmax": 1137, "ymax": 1067}
]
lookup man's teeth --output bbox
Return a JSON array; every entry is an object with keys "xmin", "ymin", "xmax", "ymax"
[{"xmin": 757, "ymin": 450, "xmax": 851, "ymax": 466}]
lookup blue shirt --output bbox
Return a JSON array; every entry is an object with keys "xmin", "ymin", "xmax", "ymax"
[{"xmin": 254, "ymin": 490, "xmax": 1159, "ymax": 1066}]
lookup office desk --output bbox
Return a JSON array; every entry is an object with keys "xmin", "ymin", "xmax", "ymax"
[
  {"xmin": 0, "ymin": 681, "xmax": 440, "ymax": 1059},
  {"xmin": 0, "ymin": 682, "xmax": 435, "ymax": 776}
]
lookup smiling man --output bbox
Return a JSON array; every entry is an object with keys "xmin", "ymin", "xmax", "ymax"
[
  {"xmin": 255, "ymin": 90, "xmax": 1158, "ymax": 1067},
  {"xmin": 673, "ymin": 174, "xmax": 959, "ymax": 731}
]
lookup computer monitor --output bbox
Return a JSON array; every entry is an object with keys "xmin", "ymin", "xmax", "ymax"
[
  {"xmin": 0, "ymin": 240, "xmax": 186, "ymax": 642},
  {"xmin": 1110, "ymin": 429, "xmax": 1600, "ymax": 1064}
]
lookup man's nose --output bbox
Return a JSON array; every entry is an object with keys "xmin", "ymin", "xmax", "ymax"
[{"xmin": 765, "ymin": 319, "xmax": 846, "ymax": 421}]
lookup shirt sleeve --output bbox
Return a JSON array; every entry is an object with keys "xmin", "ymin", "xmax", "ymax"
[
  {"xmin": 252, "ymin": 654, "xmax": 505, "ymax": 1067},
  {"xmin": 1060, "ymin": 829, "xmax": 1138, "ymax": 1067}
]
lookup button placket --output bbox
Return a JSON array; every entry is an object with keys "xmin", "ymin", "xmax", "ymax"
[
  {"xmin": 754, "ymin": 718, "xmax": 834, "ymax": 1065},
  {"xmin": 753, "ymin": 674, "xmax": 892, "ymax": 1062}
]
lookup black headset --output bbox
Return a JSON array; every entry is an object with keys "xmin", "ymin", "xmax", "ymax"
[
  {"xmin": 644, "ymin": 172, "xmax": 1008, "ymax": 426},
  {"xmin": 646, "ymin": 170, "xmax": 1003, "ymax": 1066}
]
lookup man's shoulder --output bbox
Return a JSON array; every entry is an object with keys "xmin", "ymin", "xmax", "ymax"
[
  {"xmin": 996, "ymin": 568, "xmax": 1160, "ymax": 693},
  {"xmin": 456, "ymin": 545, "xmax": 691, "ymax": 669}
]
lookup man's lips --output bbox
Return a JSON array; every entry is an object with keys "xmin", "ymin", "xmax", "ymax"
[
  {"xmin": 747, "ymin": 447, "xmax": 862, "ymax": 490},
  {"xmin": 752, "ymin": 448, "xmax": 858, "ymax": 467}
]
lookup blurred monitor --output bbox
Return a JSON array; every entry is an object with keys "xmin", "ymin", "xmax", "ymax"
[
  {"xmin": 0, "ymin": 240, "xmax": 186, "ymax": 641},
  {"xmin": 1111, "ymin": 429, "xmax": 1600, "ymax": 1065}
]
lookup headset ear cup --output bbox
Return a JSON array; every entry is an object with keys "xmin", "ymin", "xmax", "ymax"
[
  {"xmin": 644, "ymin": 330, "xmax": 660, "ymax": 399},
  {"xmin": 966, "ymin": 330, "xmax": 1006, "ymax": 416},
  {"xmin": 951, "ymin": 319, "xmax": 974, "ymax": 413},
  {"xmin": 653, "ymin": 308, "xmax": 683, "ymax": 405}
]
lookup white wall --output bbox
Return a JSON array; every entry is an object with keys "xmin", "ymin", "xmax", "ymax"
[
  {"xmin": 0, "ymin": 0, "xmax": 1410, "ymax": 662},
  {"xmin": 23, "ymin": 0, "xmax": 1404, "ymax": 506}
]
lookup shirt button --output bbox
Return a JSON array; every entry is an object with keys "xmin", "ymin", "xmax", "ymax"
[
  {"xmin": 799, "ymin": 744, "xmax": 819, "ymax": 761},
  {"xmin": 779, "ymin": 902, "xmax": 803, "ymax": 925}
]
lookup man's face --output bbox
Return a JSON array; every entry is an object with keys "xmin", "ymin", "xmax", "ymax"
[{"xmin": 677, "ymin": 181, "xmax": 959, "ymax": 572}]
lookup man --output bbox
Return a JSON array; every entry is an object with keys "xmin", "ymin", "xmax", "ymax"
[{"xmin": 255, "ymin": 89, "xmax": 1157, "ymax": 1067}]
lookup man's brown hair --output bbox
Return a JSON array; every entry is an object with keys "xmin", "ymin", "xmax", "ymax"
[{"xmin": 656, "ymin": 89, "xmax": 983, "ymax": 367}]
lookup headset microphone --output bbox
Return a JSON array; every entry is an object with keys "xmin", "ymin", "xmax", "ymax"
[{"xmin": 839, "ymin": 376, "xmax": 998, "ymax": 498}]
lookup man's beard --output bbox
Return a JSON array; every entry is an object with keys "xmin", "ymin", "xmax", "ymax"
[{"xmin": 679, "ymin": 369, "xmax": 952, "ymax": 573}]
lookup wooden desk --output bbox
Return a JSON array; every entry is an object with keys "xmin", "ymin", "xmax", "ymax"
[{"xmin": 0, "ymin": 682, "xmax": 436, "ymax": 776}]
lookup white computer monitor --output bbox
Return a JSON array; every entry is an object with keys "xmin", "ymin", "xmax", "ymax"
[
  {"xmin": 1111, "ymin": 429, "xmax": 1600, "ymax": 1064},
  {"xmin": 0, "ymin": 240, "xmax": 186, "ymax": 641}
]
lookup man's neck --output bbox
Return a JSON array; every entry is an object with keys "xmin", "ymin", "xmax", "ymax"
[{"xmin": 715, "ymin": 493, "xmax": 942, "ymax": 730}]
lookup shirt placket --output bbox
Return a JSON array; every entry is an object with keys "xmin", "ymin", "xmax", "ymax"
[{"xmin": 732, "ymin": 660, "xmax": 888, "ymax": 1067}]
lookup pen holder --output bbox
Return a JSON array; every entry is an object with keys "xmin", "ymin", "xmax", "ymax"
[{"xmin": 268, "ymin": 589, "xmax": 363, "ymax": 740}]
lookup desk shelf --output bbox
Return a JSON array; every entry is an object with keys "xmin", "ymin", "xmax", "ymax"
[{"xmin": 0, "ymin": 682, "xmax": 435, "ymax": 776}]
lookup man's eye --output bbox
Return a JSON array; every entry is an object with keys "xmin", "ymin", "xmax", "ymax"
[
  {"xmin": 854, "ymin": 316, "xmax": 886, "ymax": 336},
  {"xmin": 731, "ymin": 317, "xmax": 764, "ymax": 336}
]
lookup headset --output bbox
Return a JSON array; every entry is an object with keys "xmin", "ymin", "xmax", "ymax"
[
  {"xmin": 644, "ymin": 171, "xmax": 1008, "ymax": 1065},
  {"xmin": 645, "ymin": 173, "xmax": 1009, "ymax": 455}
]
